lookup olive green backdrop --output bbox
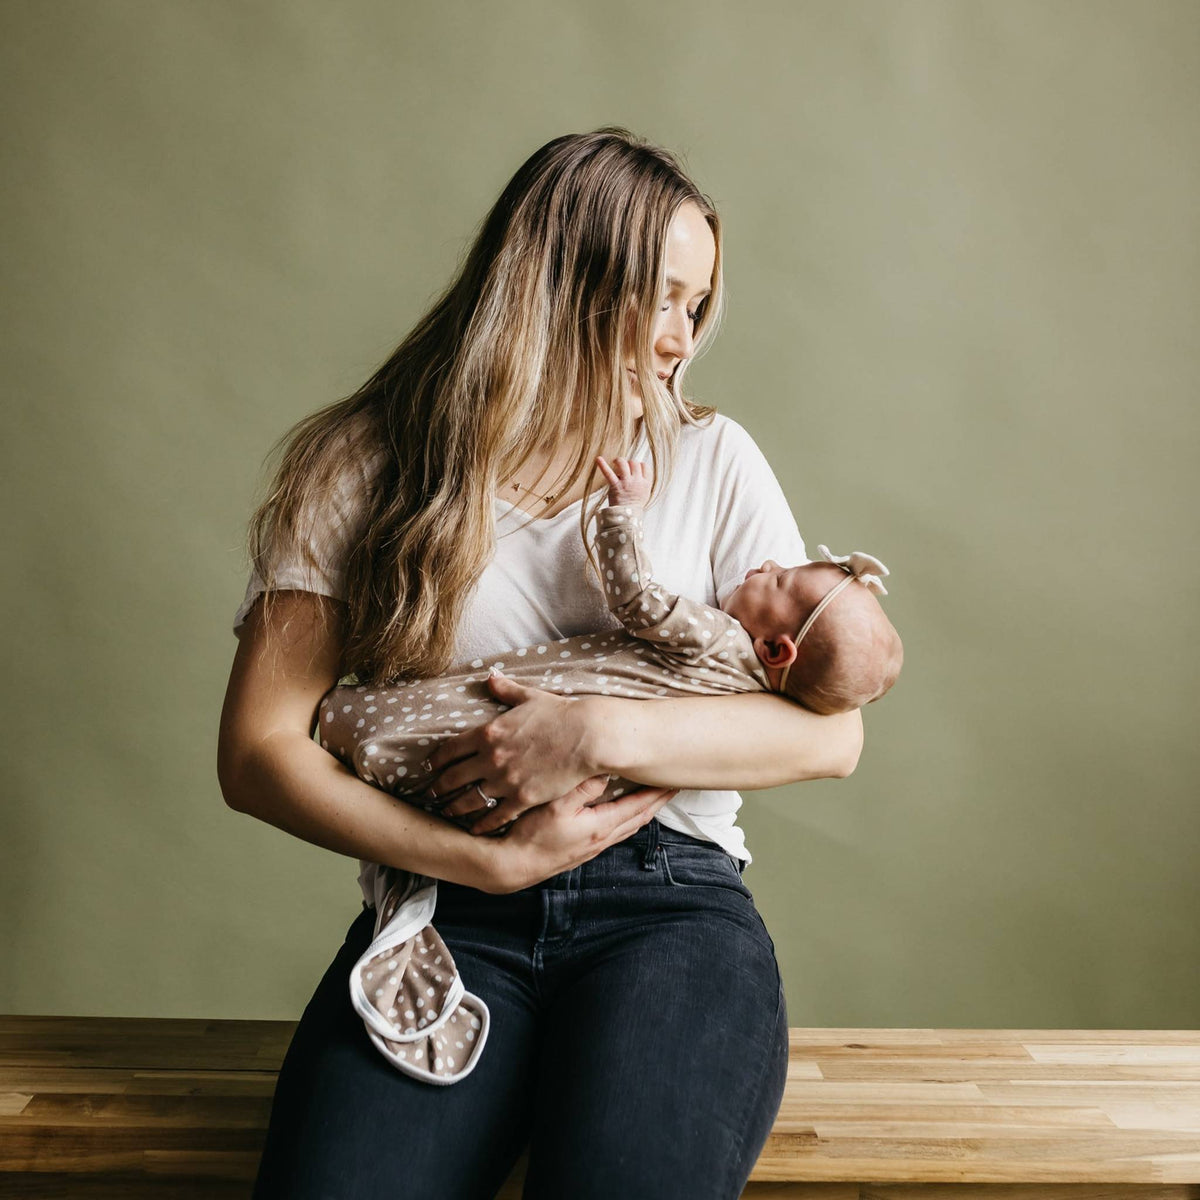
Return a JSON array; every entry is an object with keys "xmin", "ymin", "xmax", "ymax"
[{"xmin": 3, "ymin": 0, "xmax": 1196, "ymax": 1025}]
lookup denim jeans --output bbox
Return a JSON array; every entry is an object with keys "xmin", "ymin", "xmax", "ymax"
[{"xmin": 252, "ymin": 819, "xmax": 789, "ymax": 1200}]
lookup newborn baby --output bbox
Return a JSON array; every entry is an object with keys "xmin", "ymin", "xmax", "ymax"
[{"xmin": 321, "ymin": 455, "xmax": 902, "ymax": 1085}]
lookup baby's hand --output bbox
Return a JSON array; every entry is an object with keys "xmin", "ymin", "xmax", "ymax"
[{"xmin": 595, "ymin": 455, "xmax": 651, "ymax": 506}]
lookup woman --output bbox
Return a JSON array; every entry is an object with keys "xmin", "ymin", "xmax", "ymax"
[{"xmin": 218, "ymin": 127, "xmax": 863, "ymax": 1199}]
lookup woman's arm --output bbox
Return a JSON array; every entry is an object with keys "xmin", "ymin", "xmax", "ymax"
[
  {"xmin": 217, "ymin": 591, "xmax": 501, "ymax": 888},
  {"xmin": 428, "ymin": 674, "xmax": 862, "ymax": 836},
  {"xmin": 217, "ymin": 590, "xmax": 674, "ymax": 893},
  {"xmin": 581, "ymin": 690, "xmax": 863, "ymax": 791}
]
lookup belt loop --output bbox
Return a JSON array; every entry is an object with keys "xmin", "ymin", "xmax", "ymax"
[{"xmin": 639, "ymin": 818, "xmax": 661, "ymax": 870}]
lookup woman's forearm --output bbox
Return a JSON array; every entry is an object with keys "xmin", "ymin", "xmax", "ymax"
[
  {"xmin": 583, "ymin": 692, "xmax": 863, "ymax": 791},
  {"xmin": 220, "ymin": 731, "xmax": 500, "ymax": 889}
]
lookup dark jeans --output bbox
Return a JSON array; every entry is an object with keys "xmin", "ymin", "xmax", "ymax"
[{"xmin": 252, "ymin": 819, "xmax": 789, "ymax": 1200}]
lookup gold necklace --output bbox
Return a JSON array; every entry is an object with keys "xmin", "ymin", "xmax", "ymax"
[{"xmin": 506, "ymin": 478, "xmax": 558, "ymax": 505}]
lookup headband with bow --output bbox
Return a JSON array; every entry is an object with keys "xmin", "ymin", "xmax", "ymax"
[{"xmin": 777, "ymin": 545, "xmax": 891, "ymax": 695}]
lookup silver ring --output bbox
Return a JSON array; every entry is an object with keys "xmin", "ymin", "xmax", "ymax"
[{"xmin": 474, "ymin": 783, "xmax": 499, "ymax": 809}]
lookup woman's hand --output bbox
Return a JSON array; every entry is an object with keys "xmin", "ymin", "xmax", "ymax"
[
  {"xmin": 424, "ymin": 671, "xmax": 603, "ymax": 835},
  {"xmin": 478, "ymin": 774, "xmax": 679, "ymax": 894}
]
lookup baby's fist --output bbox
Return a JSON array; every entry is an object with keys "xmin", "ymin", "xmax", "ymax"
[{"xmin": 595, "ymin": 455, "xmax": 651, "ymax": 506}]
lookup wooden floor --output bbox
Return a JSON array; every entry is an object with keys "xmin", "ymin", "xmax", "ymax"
[{"xmin": 1, "ymin": 1017, "xmax": 1198, "ymax": 1198}]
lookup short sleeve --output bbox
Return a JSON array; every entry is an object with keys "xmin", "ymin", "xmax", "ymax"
[
  {"xmin": 231, "ymin": 448, "xmax": 385, "ymax": 635},
  {"xmin": 709, "ymin": 417, "xmax": 809, "ymax": 609}
]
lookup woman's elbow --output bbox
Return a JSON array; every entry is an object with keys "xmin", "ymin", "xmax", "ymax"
[
  {"xmin": 216, "ymin": 727, "xmax": 271, "ymax": 814},
  {"xmin": 828, "ymin": 709, "xmax": 864, "ymax": 779},
  {"xmin": 217, "ymin": 741, "xmax": 252, "ymax": 812}
]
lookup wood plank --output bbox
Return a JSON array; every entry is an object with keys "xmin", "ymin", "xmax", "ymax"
[
  {"xmin": 1, "ymin": 1019, "xmax": 1199, "ymax": 1194},
  {"xmin": 0, "ymin": 1017, "xmax": 293, "ymax": 1072}
]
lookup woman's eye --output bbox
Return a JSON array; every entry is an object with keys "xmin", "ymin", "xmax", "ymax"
[{"xmin": 660, "ymin": 303, "xmax": 702, "ymax": 323}]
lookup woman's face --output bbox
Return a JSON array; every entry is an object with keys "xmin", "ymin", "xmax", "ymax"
[{"xmin": 623, "ymin": 200, "xmax": 716, "ymax": 416}]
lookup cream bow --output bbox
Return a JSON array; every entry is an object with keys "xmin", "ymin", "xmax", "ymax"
[{"xmin": 816, "ymin": 544, "xmax": 890, "ymax": 596}]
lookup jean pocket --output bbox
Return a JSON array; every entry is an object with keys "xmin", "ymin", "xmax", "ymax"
[{"xmin": 660, "ymin": 841, "xmax": 753, "ymax": 896}]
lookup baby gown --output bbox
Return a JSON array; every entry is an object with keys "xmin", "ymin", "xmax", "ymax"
[{"xmin": 320, "ymin": 501, "xmax": 771, "ymax": 1083}]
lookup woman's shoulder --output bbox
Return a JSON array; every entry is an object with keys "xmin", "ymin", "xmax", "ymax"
[{"xmin": 673, "ymin": 408, "xmax": 770, "ymax": 476}]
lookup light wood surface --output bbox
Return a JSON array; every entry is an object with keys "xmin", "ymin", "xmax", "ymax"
[{"xmin": 1, "ymin": 1018, "xmax": 1198, "ymax": 1198}]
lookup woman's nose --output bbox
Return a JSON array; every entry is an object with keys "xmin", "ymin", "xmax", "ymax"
[{"xmin": 657, "ymin": 310, "xmax": 695, "ymax": 360}]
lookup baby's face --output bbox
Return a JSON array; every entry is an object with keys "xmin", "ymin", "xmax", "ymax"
[{"xmin": 722, "ymin": 559, "xmax": 819, "ymax": 642}]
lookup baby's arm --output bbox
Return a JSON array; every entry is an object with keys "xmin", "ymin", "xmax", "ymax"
[{"xmin": 593, "ymin": 457, "xmax": 761, "ymax": 679}]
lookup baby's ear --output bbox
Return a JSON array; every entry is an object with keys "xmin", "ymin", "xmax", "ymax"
[{"xmin": 754, "ymin": 634, "xmax": 798, "ymax": 669}]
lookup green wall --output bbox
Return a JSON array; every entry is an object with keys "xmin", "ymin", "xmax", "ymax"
[{"xmin": 3, "ymin": 1, "xmax": 1196, "ymax": 1025}]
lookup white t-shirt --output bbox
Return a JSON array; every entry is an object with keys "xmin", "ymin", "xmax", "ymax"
[{"xmin": 232, "ymin": 411, "xmax": 808, "ymax": 866}]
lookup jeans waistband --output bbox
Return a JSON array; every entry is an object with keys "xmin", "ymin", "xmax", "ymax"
[
  {"xmin": 429, "ymin": 818, "xmax": 731, "ymax": 900},
  {"xmin": 621, "ymin": 817, "xmax": 721, "ymax": 864}
]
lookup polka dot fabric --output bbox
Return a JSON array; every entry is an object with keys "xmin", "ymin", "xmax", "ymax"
[
  {"xmin": 328, "ymin": 499, "xmax": 772, "ymax": 1084},
  {"xmin": 350, "ymin": 869, "xmax": 489, "ymax": 1084}
]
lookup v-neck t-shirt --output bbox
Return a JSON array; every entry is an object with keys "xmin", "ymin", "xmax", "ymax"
[{"xmin": 232, "ymin": 412, "xmax": 808, "ymax": 865}]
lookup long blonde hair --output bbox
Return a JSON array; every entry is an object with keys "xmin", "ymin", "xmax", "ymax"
[{"xmin": 246, "ymin": 126, "xmax": 725, "ymax": 683}]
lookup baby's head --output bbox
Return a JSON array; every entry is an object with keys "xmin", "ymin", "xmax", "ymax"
[{"xmin": 722, "ymin": 547, "xmax": 903, "ymax": 714}]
